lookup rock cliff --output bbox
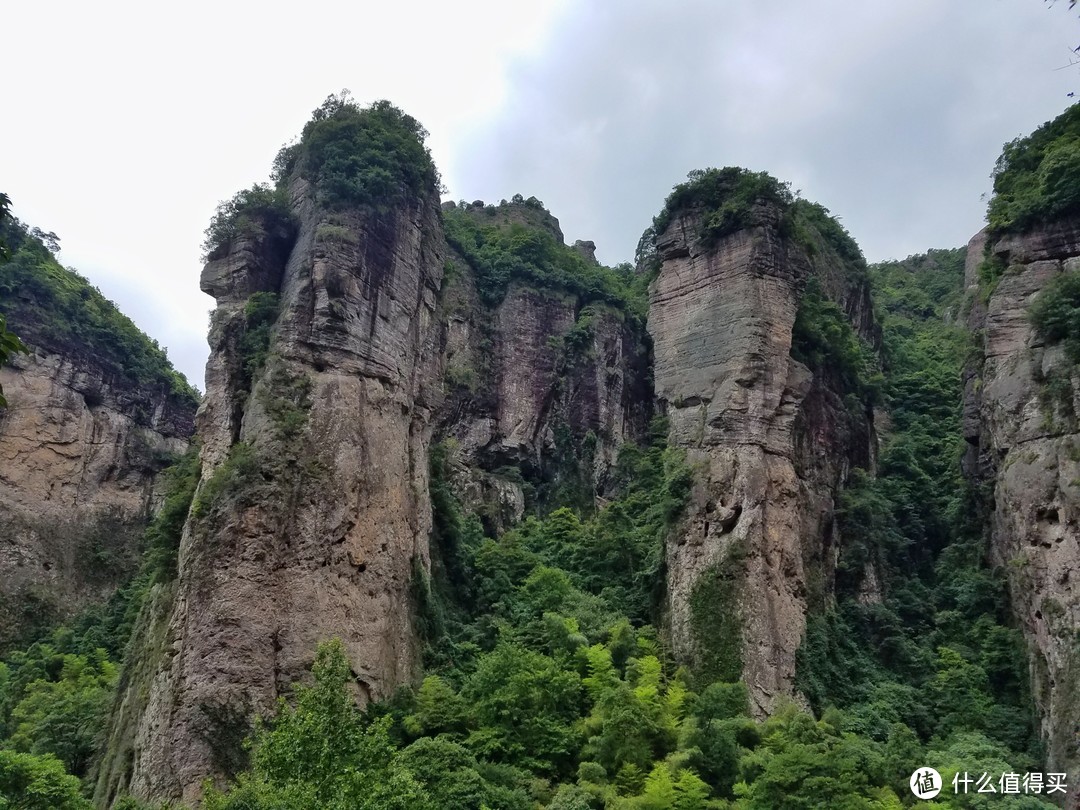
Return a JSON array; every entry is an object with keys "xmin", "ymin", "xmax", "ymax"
[
  {"xmin": 648, "ymin": 187, "xmax": 877, "ymax": 715},
  {"xmin": 434, "ymin": 200, "xmax": 651, "ymax": 527},
  {"xmin": 963, "ymin": 220, "xmax": 1080, "ymax": 799},
  {"xmin": 98, "ymin": 182, "xmax": 655, "ymax": 804},
  {"xmin": 0, "ymin": 226, "xmax": 196, "ymax": 650},
  {"xmin": 98, "ymin": 169, "xmax": 448, "ymax": 804}
]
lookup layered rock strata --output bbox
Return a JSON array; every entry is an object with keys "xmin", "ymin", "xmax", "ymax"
[
  {"xmin": 0, "ymin": 349, "xmax": 193, "ymax": 647},
  {"xmin": 962, "ymin": 221, "xmax": 1080, "ymax": 800},
  {"xmin": 648, "ymin": 202, "xmax": 876, "ymax": 715},
  {"xmin": 99, "ymin": 177, "xmax": 448, "ymax": 805},
  {"xmin": 434, "ymin": 201, "xmax": 651, "ymax": 523}
]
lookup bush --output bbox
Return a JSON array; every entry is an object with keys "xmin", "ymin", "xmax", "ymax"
[
  {"xmin": 299, "ymin": 94, "xmax": 440, "ymax": 210},
  {"xmin": 791, "ymin": 199, "xmax": 867, "ymax": 278},
  {"xmin": 143, "ymin": 445, "xmax": 202, "ymax": 584},
  {"xmin": 238, "ymin": 292, "xmax": 281, "ymax": 379},
  {"xmin": 442, "ymin": 202, "xmax": 646, "ymax": 314},
  {"xmin": 791, "ymin": 277, "xmax": 881, "ymax": 404},
  {"xmin": 202, "ymin": 184, "xmax": 295, "ymax": 260},
  {"xmin": 652, "ymin": 167, "xmax": 794, "ymax": 243},
  {"xmin": 0, "ymin": 750, "xmax": 91, "ymax": 809},
  {"xmin": 987, "ymin": 103, "xmax": 1080, "ymax": 233},
  {"xmin": 1029, "ymin": 270, "xmax": 1080, "ymax": 362}
]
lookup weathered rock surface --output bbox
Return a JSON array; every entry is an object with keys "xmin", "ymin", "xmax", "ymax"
[
  {"xmin": 434, "ymin": 204, "xmax": 651, "ymax": 520},
  {"xmin": 963, "ymin": 221, "xmax": 1080, "ymax": 801},
  {"xmin": 0, "ymin": 350, "xmax": 192, "ymax": 647},
  {"xmin": 99, "ymin": 178, "xmax": 448, "ymax": 806},
  {"xmin": 649, "ymin": 203, "xmax": 875, "ymax": 715},
  {"xmin": 96, "ymin": 184, "xmax": 654, "ymax": 806}
]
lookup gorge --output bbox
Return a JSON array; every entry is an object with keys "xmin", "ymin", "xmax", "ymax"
[{"xmin": 0, "ymin": 95, "xmax": 1078, "ymax": 809}]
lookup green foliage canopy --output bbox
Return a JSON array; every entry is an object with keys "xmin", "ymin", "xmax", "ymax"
[
  {"xmin": 1029, "ymin": 269, "xmax": 1080, "ymax": 362},
  {"xmin": 202, "ymin": 184, "xmax": 295, "ymax": 261},
  {"xmin": 443, "ymin": 201, "xmax": 647, "ymax": 314},
  {"xmin": 987, "ymin": 103, "xmax": 1080, "ymax": 233},
  {"xmin": 0, "ymin": 217, "xmax": 198, "ymax": 410},
  {"xmin": 297, "ymin": 93, "xmax": 440, "ymax": 210}
]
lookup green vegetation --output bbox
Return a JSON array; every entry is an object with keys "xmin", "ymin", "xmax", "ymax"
[
  {"xmin": 987, "ymin": 103, "xmax": 1080, "ymax": 233},
  {"xmin": 258, "ymin": 362, "xmax": 313, "ymax": 444},
  {"xmin": 0, "ymin": 313, "xmax": 27, "ymax": 408},
  {"xmin": 652, "ymin": 168, "xmax": 869, "ymax": 287},
  {"xmin": 791, "ymin": 277, "xmax": 882, "ymax": 405},
  {"xmin": 191, "ymin": 442, "xmax": 258, "ymax": 519},
  {"xmin": 0, "ymin": 133, "xmax": 1060, "ymax": 806},
  {"xmin": 314, "ymin": 222, "xmax": 360, "ymax": 245},
  {"xmin": 443, "ymin": 200, "xmax": 647, "ymax": 313},
  {"xmin": 689, "ymin": 548, "xmax": 745, "ymax": 685},
  {"xmin": 142, "ymin": 446, "xmax": 202, "ymax": 584},
  {"xmin": 795, "ymin": 247, "xmax": 1042, "ymax": 798},
  {"xmin": 198, "ymin": 347, "xmax": 1052, "ymax": 810},
  {"xmin": 1028, "ymin": 270, "xmax": 1080, "ymax": 426},
  {"xmin": 0, "ymin": 194, "xmax": 28, "ymax": 408},
  {"xmin": 203, "ymin": 91, "xmax": 437, "ymax": 261},
  {"xmin": 238, "ymin": 292, "xmax": 280, "ymax": 379},
  {"xmin": 0, "ymin": 445, "xmax": 199, "ymax": 805},
  {"xmin": 791, "ymin": 199, "xmax": 867, "ymax": 274},
  {"xmin": 1029, "ymin": 269, "xmax": 1080, "ymax": 363},
  {"xmin": 976, "ymin": 252, "xmax": 1008, "ymax": 299},
  {"xmin": 0, "ymin": 749, "xmax": 92, "ymax": 809},
  {"xmin": 201, "ymin": 642, "xmax": 429, "ymax": 810},
  {"xmin": 652, "ymin": 167, "xmax": 793, "ymax": 244},
  {"xmin": 202, "ymin": 184, "xmax": 296, "ymax": 261},
  {"xmin": 293, "ymin": 92, "xmax": 440, "ymax": 211},
  {"xmin": 0, "ymin": 217, "xmax": 199, "ymax": 411}
]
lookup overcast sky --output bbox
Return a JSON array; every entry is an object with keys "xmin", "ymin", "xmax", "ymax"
[{"xmin": 3, "ymin": 0, "xmax": 1078, "ymax": 389}]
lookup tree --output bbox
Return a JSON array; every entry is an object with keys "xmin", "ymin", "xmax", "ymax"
[
  {"xmin": 0, "ymin": 750, "xmax": 91, "ymax": 810},
  {"xmin": 0, "ymin": 193, "xmax": 29, "ymax": 407},
  {"xmin": 203, "ymin": 639, "xmax": 433, "ymax": 810},
  {"xmin": 7, "ymin": 651, "xmax": 117, "ymax": 777},
  {"xmin": 0, "ymin": 314, "xmax": 27, "ymax": 407}
]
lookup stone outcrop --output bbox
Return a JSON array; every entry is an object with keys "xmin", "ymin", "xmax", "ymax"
[
  {"xmin": 962, "ymin": 221, "xmax": 1080, "ymax": 800},
  {"xmin": 648, "ymin": 202, "xmax": 876, "ymax": 715},
  {"xmin": 434, "ymin": 202, "xmax": 651, "ymax": 523},
  {"xmin": 96, "ymin": 182, "xmax": 653, "ymax": 806},
  {"xmin": 0, "ymin": 349, "xmax": 193, "ymax": 648},
  {"xmin": 98, "ymin": 177, "xmax": 448, "ymax": 805}
]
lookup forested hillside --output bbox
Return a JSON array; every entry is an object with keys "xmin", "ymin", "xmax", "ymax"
[
  {"xmin": 0, "ymin": 219, "xmax": 198, "ymax": 411},
  {"xmin": 0, "ymin": 97, "xmax": 1074, "ymax": 810},
  {"xmin": 0, "ymin": 239, "xmax": 1051, "ymax": 810}
]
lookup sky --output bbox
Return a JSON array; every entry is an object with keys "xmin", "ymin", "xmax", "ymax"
[{"xmin": 3, "ymin": 0, "xmax": 1079, "ymax": 389}]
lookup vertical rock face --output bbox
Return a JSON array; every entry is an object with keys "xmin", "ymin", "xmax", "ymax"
[
  {"xmin": 963, "ymin": 221, "xmax": 1080, "ymax": 794},
  {"xmin": 97, "ymin": 179, "xmax": 652, "ymax": 805},
  {"xmin": 0, "ymin": 342, "xmax": 193, "ymax": 649},
  {"xmin": 434, "ymin": 201, "xmax": 651, "ymax": 522},
  {"xmin": 107, "ymin": 176, "xmax": 447, "ymax": 805},
  {"xmin": 649, "ymin": 202, "xmax": 875, "ymax": 715}
]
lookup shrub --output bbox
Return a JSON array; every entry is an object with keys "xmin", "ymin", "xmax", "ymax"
[
  {"xmin": 314, "ymin": 223, "xmax": 359, "ymax": 245},
  {"xmin": 442, "ymin": 202, "xmax": 645, "ymax": 314},
  {"xmin": 791, "ymin": 277, "xmax": 881, "ymax": 403},
  {"xmin": 1029, "ymin": 270, "xmax": 1080, "ymax": 362},
  {"xmin": 652, "ymin": 167, "xmax": 794, "ymax": 242},
  {"xmin": 238, "ymin": 292, "xmax": 280, "ymax": 379},
  {"xmin": 202, "ymin": 184, "xmax": 295, "ymax": 260},
  {"xmin": 987, "ymin": 103, "xmax": 1080, "ymax": 233},
  {"xmin": 299, "ymin": 94, "xmax": 439, "ymax": 210},
  {"xmin": 791, "ymin": 199, "xmax": 867, "ymax": 279}
]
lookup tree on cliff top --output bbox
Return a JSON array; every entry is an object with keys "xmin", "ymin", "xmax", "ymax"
[
  {"xmin": 294, "ymin": 92, "xmax": 441, "ymax": 211},
  {"xmin": 0, "ymin": 193, "xmax": 28, "ymax": 408}
]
